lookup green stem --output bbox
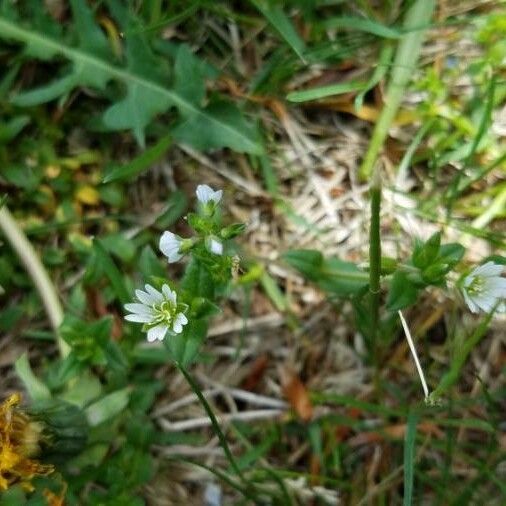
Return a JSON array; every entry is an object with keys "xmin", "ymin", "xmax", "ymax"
[
  {"xmin": 369, "ymin": 168, "xmax": 382, "ymax": 352},
  {"xmin": 0, "ymin": 206, "xmax": 70, "ymax": 357},
  {"xmin": 177, "ymin": 365, "xmax": 254, "ymax": 495}
]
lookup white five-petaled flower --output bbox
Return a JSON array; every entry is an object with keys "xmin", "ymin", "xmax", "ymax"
[
  {"xmin": 461, "ymin": 261, "xmax": 506, "ymax": 313},
  {"xmin": 124, "ymin": 284, "xmax": 188, "ymax": 342},
  {"xmin": 159, "ymin": 231, "xmax": 184, "ymax": 263},
  {"xmin": 196, "ymin": 184, "xmax": 222, "ymax": 206}
]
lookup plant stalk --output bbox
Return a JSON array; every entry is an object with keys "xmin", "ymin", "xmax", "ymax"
[
  {"xmin": 369, "ymin": 167, "xmax": 382, "ymax": 353},
  {"xmin": 0, "ymin": 206, "xmax": 70, "ymax": 357}
]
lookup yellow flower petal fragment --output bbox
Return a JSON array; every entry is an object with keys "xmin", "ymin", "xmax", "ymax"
[{"xmin": 75, "ymin": 185, "xmax": 100, "ymax": 206}]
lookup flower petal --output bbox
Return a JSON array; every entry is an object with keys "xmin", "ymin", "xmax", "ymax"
[
  {"xmin": 485, "ymin": 277, "xmax": 506, "ymax": 297},
  {"xmin": 125, "ymin": 313, "xmax": 153, "ymax": 323},
  {"xmin": 162, "ymin": 284, "xmax": 177, "ymax": 305},
  {"xmin": 207, "ymin": 237, "xmax": 223, "ymax": 255},
  {"xmin": 462, "ymin": 289, "xmax": 478, "ymax": 313},
  {"xmin": 196, "ymin": 184, "xmax": 213, "ymax": 204},
  {"xmin": 135, "ymin": 289, "xmax": 157, "ymax": 305},
  {"xmin": 147, "ymin": 324, "xmax": 168, "ymax": 342},
  {"xmin": 124, "ymin": 303, "xmax": 152, "ymax": 316},
  {"xmin": 172, "ymin": 313, "xmax": 188, "ymax": 334},
  {"xmin": 159, "ymin": 231, "xmax": 183, "ymax": 263},
  {"xmin": 473, "ymin": 261, "xmax": 503, "ymax": 278},
  {"xmin": 144, "ymin": 284, "xmax": 164, "ymax": 303}
]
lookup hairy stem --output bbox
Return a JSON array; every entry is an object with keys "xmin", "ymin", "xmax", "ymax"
[{"xmin": 369, "ymin": 167, "xmax": 382, "ymax": 352}]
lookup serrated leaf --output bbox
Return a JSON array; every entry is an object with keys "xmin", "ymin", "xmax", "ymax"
[
  {"xmin": 0, "ymin": 2, "xmax": 262, "ymax": 153},
  {"xmin": 172, "ymin": 101, "xmax": 262, "ymax": 154},
  {"xmin": 174, "ymin": 44, "xmax": 218, "ymax": 107}
]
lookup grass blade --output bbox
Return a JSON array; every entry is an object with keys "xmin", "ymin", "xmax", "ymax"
[
  {"xmin": 103, "ymin": 133, "xmax": 172, "ymax": 183},
  {"xmin": 358, "ymin": 0, "xmax": 436, "ymax": 180},
  {"xmin": 403, "ymin": 411, "xmax": 418, "ymax": 506},
  {"xmin": 250, "ymin": 0, "xmax": 306, "ymax": 61}
]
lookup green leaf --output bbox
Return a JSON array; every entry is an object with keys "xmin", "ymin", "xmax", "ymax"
[
  {"xmin": 284, "ymin": 249, "xmax": 369, "ymax": 297},
  {"xmin": 174, "ymin": 44, "xmax": 218, "ymax": 106},
  {"xmin": 250, "ymin": 0, "xmax": 306, "ymax": 60},
  {"xmin": 0, "ymin": 115, "xmax": 30, "ymax": 142},
  {"xmin": 412, "ymin": 232, "xmax": 441, "ymax": 269},
  {"xmin": 172, "ymin": 101, "xmax": 262, "ymax": 154},
  {"xmin": 387, "ymin": 271, "xmax": 419, "ymax": 311},
  {"xmin": 90, "ymin": 239, "xmax": 131, "ymax": 304},
  {"xmin": 84, "ymin": 387, "xmax": 131, "ymax": 427},
  {"xmin": 103, "ymin": 133, "xmax": 173, "ymax": 183},
  {"xmin": 167, "ymin": 319, "xmax": 208, "ymax": 367},
  {"xmin": 180, "ymin": 258, "xmax": 214, "ymax": 299},
  {"xmin": 0, "ymin": 3, "xmax": 262, "ymax": 153},
  {"xmin": 319, "ymin": 257, "xmax": 369, "ymax": 296},
  {"xmin": 287, "ymin": 80, "xmax": 366, "ymax": 103},
  {"xmin": 15, "ymin": 353, "xmax": 51, "ymax": 401},
  {"xmin": 323, "ymin": 16, "xmax": 403, "ymax": 39},
  {"xmin": 283, "ymin": 249, "xmax": 323, "ymax": 281}
]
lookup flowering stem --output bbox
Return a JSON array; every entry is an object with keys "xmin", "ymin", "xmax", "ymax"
[
  {"xmin": 369, "ymin": 167, "xmax": 382, "ymax": 353},
  {"xmin": 0, "ymin": 206, "xmax": 70, "ymax": 357},
  {"xmin": 177, "ymin": 364, "xmax": 254, "ymax": 494}
]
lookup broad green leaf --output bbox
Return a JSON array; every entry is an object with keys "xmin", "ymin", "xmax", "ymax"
[
  {"xmin": 15, "ymin": 353, "xmax": 51, "ymax": 401},
  {"xmin": 0, "ymin": 3, "xmax": 262, "ymax": 153},
  {"xmin": 285, "ymin": 250, "xmax": 368, "ymax": 296},
  {"xmin": 287, "ymin": 80, "xmax": 366, "ymax": 103},
  {"xmin": 172, "ymin": 101, "xmax": 262, "ymax": 154},
  {"xmin": 103, "ymin": 133, "xmax": 173, "ymax": 183},
  {"xmin": 174, "ymin": 44, "xmax": 218, "ymax": 106},
  {"xmin": 319, "ymin": 257, "xmax": 369, "ymax": 296},
  {"xmin": 85, "ymin": 387, "xmax": 131, "ymax": 426},
  {"xmin": 283, "ymin": 249, "xmax": 323, "ymax": 281},
  {"xmin": 180, "ymin": 258, "xmax": 214, "ymax": 299},
  {"xmin": 387, "ymin": 271, "xmax": 419, "ymax": 311}
]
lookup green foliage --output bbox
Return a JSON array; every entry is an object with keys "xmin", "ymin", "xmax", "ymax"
[
  {"xmin": 0, "ymin": 0, "xmax": 262, "ymax": 153},
  {"xmin": 284, "ymin": 249, "xmax": 369, "ymax": 296}
]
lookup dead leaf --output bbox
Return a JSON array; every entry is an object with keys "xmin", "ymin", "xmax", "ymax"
[{"xmin": 279, "ymin": 367, "xmax": 313, "ymax": 422}]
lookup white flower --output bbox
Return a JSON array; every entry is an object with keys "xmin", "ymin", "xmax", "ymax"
[
  {"xmin": 196, "ymin": 184, "xmax": 222, "ymax": 206},
  {"xmin": 206, "ymin": 236, "xmax": 223, "ymax": 256},
  {"xmin": 159, "ymin": 231, "xmax": 184, "ymax": 263},
  {"xmin": 124, "ymin": 284, "xmax": 188, "ymax": 342},
  {"xmin": 461, "ymin": 261, "xmax": 506, "ymax": 313}
]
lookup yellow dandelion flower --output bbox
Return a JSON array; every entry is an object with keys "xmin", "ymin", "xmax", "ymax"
[{"xmin": 0, "ymin": 393, "xmax": 54, "ymax": 491}]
